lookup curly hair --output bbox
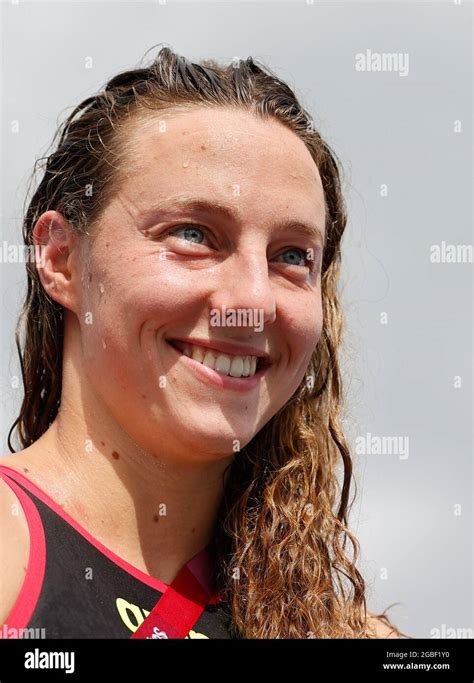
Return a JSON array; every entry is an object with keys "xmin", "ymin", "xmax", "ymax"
[{"xmin": 8, "ymin": 44, "xmax": 405, "ymax": 639}]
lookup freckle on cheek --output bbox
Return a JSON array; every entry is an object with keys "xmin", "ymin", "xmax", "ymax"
[{"xmin": 111, "ymin": 451, "xmax": 120, "ymax": 460}]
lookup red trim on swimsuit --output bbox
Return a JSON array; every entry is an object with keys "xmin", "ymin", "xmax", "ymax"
[{"xmin": 0, "ymin": 469, "xmax": 46, "ymax": 633}]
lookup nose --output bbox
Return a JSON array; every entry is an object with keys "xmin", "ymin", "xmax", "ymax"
[{"xmin": 207, "ymin": 252, "xmax": 277, "ymax": 327}]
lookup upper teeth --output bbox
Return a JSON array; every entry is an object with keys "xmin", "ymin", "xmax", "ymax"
[{"xmin": 180, "ymin": 343, "xmax": 258, "ymax": 378}]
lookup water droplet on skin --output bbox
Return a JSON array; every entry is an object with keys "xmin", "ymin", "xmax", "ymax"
[
  {"xmin": 183, "ymin": 160, "xmax": 189, "ymax": 168},
  {"xmin": 99, "ymin": 283, "xmax": 105, "ymax": 294},
  {"xmin": 102, "ymin": 339, "xmax": 107, "ymax": 349}
]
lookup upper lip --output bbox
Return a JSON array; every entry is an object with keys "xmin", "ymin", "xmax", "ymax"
[{"xmin": 167, "ymin": 337, "xmax": 273, "ymax": 364}]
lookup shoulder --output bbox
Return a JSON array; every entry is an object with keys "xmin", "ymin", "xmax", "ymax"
[
  {"xmin": 367, "ymin": 612, "xmax": 402, "ymax": 639},
  {"xmin": 0, "ymin": 450, "xmax": 36, "ymax": 471},
  {"xmin": 0, "ymin": 467, "xmax": 31, "ymax": 626}
]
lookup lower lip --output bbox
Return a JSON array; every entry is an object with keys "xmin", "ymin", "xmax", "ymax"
[{"xmin": 166, "ymin": 341, "xmax": 269, "ymax": 393}]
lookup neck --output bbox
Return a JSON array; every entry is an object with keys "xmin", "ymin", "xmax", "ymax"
[{"xmin": 21, "ymin": 396, "xmax": 233, "ymax": 586}]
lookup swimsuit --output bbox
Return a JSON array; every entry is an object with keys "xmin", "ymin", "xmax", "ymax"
[{"xmin": 0, "ymin": 465, "xmax": 233, "ymax": 639}]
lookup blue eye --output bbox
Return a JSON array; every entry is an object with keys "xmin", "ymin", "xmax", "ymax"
[
  {"xmin": 171, "ymin": 224, "xmax": 206, "ymax": 244},
  {"xmin": 278, "ymin": 248, "xmax": 312, "ymax": 268},
  {"xmin": 164, "ymin": 226, "xmax": 315, "ymax": 271}
]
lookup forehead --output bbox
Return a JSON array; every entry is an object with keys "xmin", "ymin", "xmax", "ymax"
[{"xmin": 119, "ymin": 107, "xmax": 326, "ymax": 232}]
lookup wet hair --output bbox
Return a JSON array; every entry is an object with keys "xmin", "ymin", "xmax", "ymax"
[{"xmin": 8, "ymin": 44, "xmax": 406, "ymax": 638}]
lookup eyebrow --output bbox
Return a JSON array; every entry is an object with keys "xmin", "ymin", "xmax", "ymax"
[{"xmin": 139, "ymin": 196, "xmax": 326, "ymax": 247}]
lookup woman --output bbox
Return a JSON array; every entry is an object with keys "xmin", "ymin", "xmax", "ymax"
[{"xmin": 0, "ymin": 46, "xmax": 405, "ymax": 639}]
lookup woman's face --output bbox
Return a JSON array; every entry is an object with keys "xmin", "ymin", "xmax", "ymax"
[{"xmin": 77, "ymin": 107, "xmax": 326, "ymax": 462}]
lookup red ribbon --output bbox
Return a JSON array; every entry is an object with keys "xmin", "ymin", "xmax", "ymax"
[{"xmin": 131, "ymin": 560, "xmax": 213, "ymax": 639}]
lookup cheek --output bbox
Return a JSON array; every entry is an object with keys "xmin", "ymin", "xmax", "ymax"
[
  {"xmin": 79, "ymin": 255, "xmax": 210, "ymax": 354},
  {"xmin": 275, "ymin": 296, "xmax": 322, "ymax": 399},
  {"xmin": 286, "ymin": 295, "xmax": 323, "ymax": 361}
]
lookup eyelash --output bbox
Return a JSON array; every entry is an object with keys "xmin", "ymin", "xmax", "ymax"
[{"xmin": 166, "ymin": 223, "xmax": 316, "ymax": 271}]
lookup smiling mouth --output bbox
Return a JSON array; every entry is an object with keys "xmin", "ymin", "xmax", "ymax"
[{"xmin": 166, "ymin": 339, "xmax": 270, "ymax": 379}]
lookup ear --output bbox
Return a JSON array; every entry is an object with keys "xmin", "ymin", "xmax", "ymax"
[{"xmin": 32, "ymin": 210, "xmax": 80, "ymax": 314}]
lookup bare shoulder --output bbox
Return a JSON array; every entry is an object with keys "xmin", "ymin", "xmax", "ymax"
[
  {"xmin": 0, "ymin": 449, "xmax": 54, "ymax": 496},
  {"xmin": 0, "ymin": 450, "xmax": 36, "ymax": 473},
  {"xmin": 0, "ymin": 469, "xmax": 31, "ymax": 626},
  {"xmin": 367, "ymin": 613, "xmax": 403, "ymax": 639}
]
